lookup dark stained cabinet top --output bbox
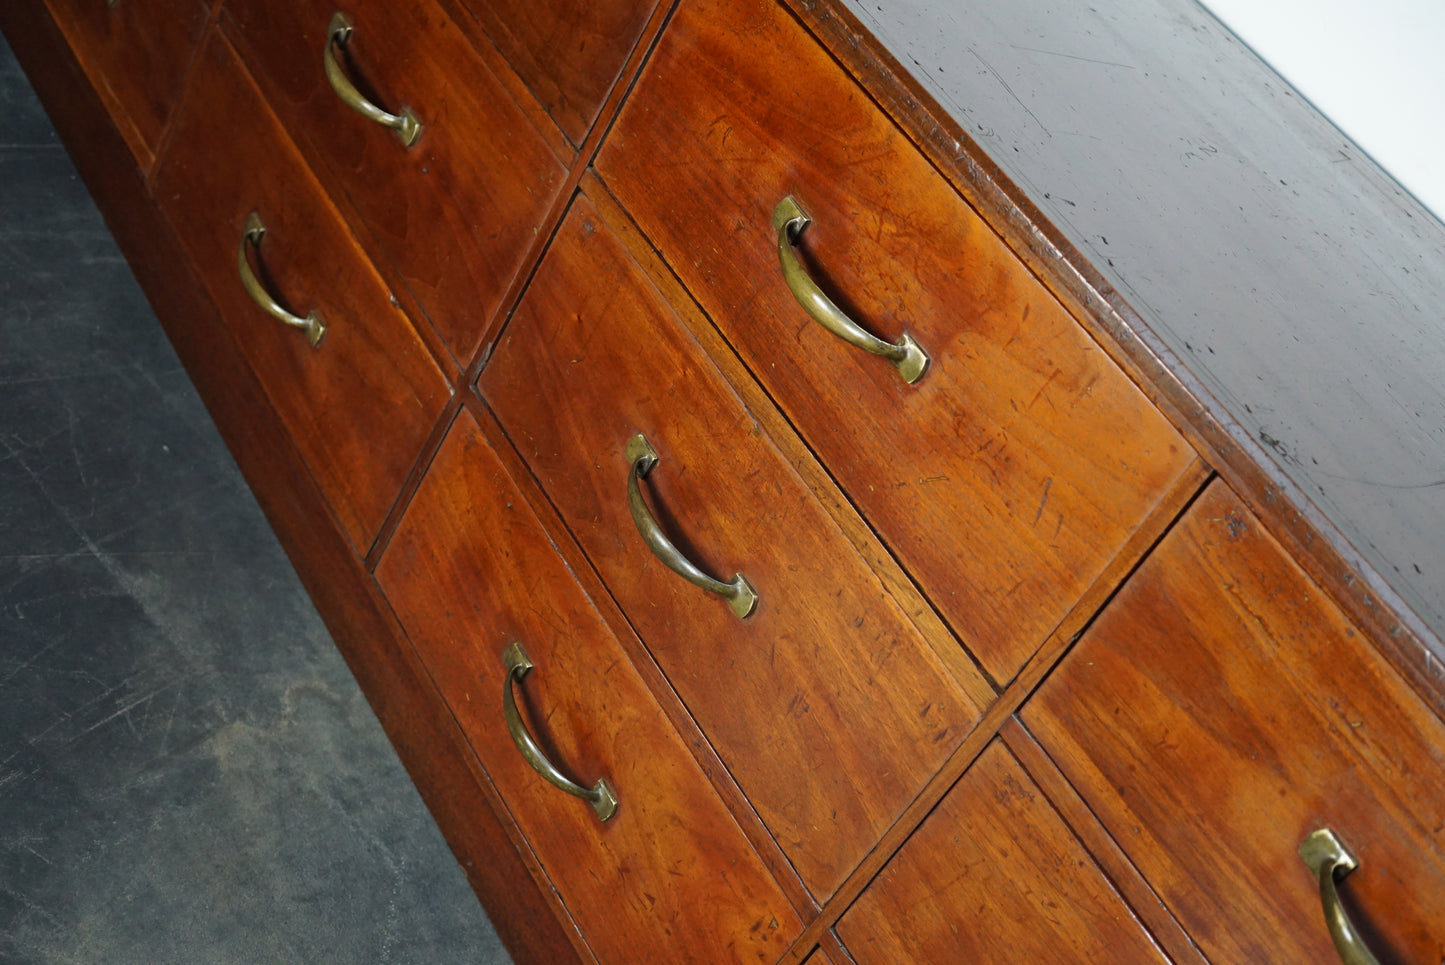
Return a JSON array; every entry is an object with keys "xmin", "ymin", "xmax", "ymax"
[{"xmin": 836, "ymin": 0, "xmax": 1445, "ymax": 672}]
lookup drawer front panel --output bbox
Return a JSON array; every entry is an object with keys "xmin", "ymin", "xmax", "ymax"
[
  {"xmin": 43, "ymin": 0, "xmax": 209, "ymax": 166},
  {"xmin": 376, "ymin": 409, "xmax": 801, "ymax": 965},
  {"xmin": 837, "ymin": 741, "xmax": 1170, "ymax": 964},
  {"xmin": 447, "ymin": 0, "xmax": 659, "ymax": 145},
  {"xmin": 479, "ymin": 190, "xmax": 982, "ymax": 897},
  {"xmin": 223, "ymin": 0, "xmax": 567, "ymax": 365},
  {"xmin": 596, "ymin": 0, "xmax": 1196, "ymax": 685},
  {"xmin": 154, "ymin": 34, "xmax": 449, "ymax": 551},
  {"xmin": 1023, "ymin": 480, "xmax": 1445, "ymax": 963}
]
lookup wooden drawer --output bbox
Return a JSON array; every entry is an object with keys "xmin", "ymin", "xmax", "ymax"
[
  {"xmin": 376, "ymin": 409, "xmax": 801, "ymax": 965},
  {"xmin": 41, "ymin": 0, "xmax": 209, "ymax": 167},
  {"xmin": 222, "ymin": 0, "xmax": 567, "ymax": 365},
  {"xmin": 1023, "ymin": 480, "xmax": 1445, "ymax": 963},
  {"xmin": 478, "ymin": 188, "xmax": 984, "ymax": 897},
  {"xmin": 154, "ymin": 33, "xmax": 449, "ymax": 552},
  {"xmin": 836, "ymin": 741, "xmax": 1169, "ymax": 964},
  {"xmin": 445, "ymin": 0, "xmax": 659, "ymax": 146},
  {"xmin": 596, "ymin": 0, "xmax": 1198, "ymax": 685}
]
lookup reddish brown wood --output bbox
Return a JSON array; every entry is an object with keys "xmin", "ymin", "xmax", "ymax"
[
  {"xmin": 837, "ymin": 741, "xmax": 1171, "ymax": 964},
  {"xmin": 1024, "ymin": 480, "xmax": 1445, "ymax": 964},
  {"xmin": 772, "ymin": 458, "xmax": 1210, "ymax": 965},
  {"xmin": 818, "ymin": 932, "xmax": 855, "ymax": 965},
  {"xmin": 458, "ymin": 395, "xmax": 823, "ymax": 919},
  {"xmin": 0, "ymin": 9, "xmax": 585, "ymax": 962},
  {"xmin": 152, "ymin": 33, "xmax": 450, "ymax": 553},
  {"xmin": 38, "ymin": 0, "xmax": 209, "ymax": 167},
  {"xmin": 444, "ymin": 0, "xmax": 660, "ymax": 146},
  {"xmin": 573, "ymin": 171, "xmax": 996, "ymax": 713},
  {"xmin": 595, "ymin": 0, "xmax": 1197, "ymax": 687},
  {"xmin": 1001, "ymin": 719, "xmax": 1210, "ymax": 965},
  {"xmin": 221, "ymin": 0, "xmax": 567, "ymax": 368},
  {"xmin": 376, "ymin": 409, "xmax": 802, "ymax": 964},
  {"xmin": 480, "ymin": 188, "xmax": 983, "ymax": 897}
]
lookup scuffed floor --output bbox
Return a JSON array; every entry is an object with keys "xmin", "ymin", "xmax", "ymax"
[{"xmin": 0, "ymin": 32, "xmax": 512, "ymax": 965}]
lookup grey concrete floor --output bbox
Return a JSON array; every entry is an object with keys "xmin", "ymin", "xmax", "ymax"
[{"xmin": 0, "ymin": 32, "xmax": 513, "ymax": 965}]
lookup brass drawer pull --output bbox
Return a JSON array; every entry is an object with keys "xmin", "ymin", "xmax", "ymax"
[
  {"xmin": 772, "ymin": 195, "xmax": 929, "ymax": 384},
  {"xmin": 323, "ymin": 12, "xmax": 422, "ymax": 147},
  {"xmin": 1298, "ymin": 828, "xmax": 1383, "ymax": 965},
  {"xmin": 502, "ymin": 643, "xmax": 618, "ymax": 821},
  {"xmin": 237, "ymin": 212, "xmax": 326, "ymax": 347},
  {"xmin": 626, "ymin": 433, "xmax": 758, "ymax": 619}
]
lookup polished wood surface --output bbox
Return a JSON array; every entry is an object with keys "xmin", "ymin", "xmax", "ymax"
[
  {"xmin": 446, "ymin": 0, "xmax": 659, "ymax": 146},
  {"xmin": 1024, "ymin": 479, "xmax": 1445, "ymax": 963},
  {"xmin": 377, "ymin": 408, "xmax": 802, "ymax": 964},
  {"xmin": 39, "ymin": 0, "xmax": 209, "ymax": 167},
  {"xmin": 480, "ymin": 189, "xmax": 982, "ymax": 897},
  {"xmin": 222, "ymin": 0, "xmax": 567, "ymax": 367},
  {"xmin": 13, "ymin": 0, "xmax": 1445, "ymax": 957},
  {"xmin": 153, "ymin": 33, "xmax": 450, "ymax": 552},
  {"xmin": 597, "ymin": 0, "xmax": 1197, "ymax": 685},
  {"xmin": 1000, "ymin": 719, "xmax": 1211, "ymax": 965},
  {"xmin": 769, "ymin": 461, "xmax": 1209, "ymax": 965},
  {"xmin": 837, "ymin": 741, "xmax": 1170, "ymax": 964}
]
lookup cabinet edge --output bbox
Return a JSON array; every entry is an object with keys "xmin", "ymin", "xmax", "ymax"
[{"xmin": 0, "ymin": 7, "xmax": 587, "ymax": 963}]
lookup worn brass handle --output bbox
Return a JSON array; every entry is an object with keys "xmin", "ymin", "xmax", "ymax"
[
  {"xmin": 1298, "ymin": 828, "xmax": 1384, "ymax": 965},
  {"xmin": 772, "ymin": 195, "xmax": 929, "ymax": 384},
  {"xmin": 238, "ymin": 213, "xmax": 326, "ymax": 347},
  {"xmin": 626, "ymin": 434, "xmax": 758, "ymax": 619},
  {"xmin": 323, "ymin": 12, "xmax": 422, "ymax": 147},
  {"xmin": 501, "ymin": 643, "xmax": 618, "ymax": 821}
]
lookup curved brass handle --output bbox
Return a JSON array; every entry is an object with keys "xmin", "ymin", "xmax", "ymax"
[
  {"xmin": 238, "ymin": 213, "xmax": 326, "ymax": 347},
  {"xmin": 323, "ymin": 12, "xmax": 422, "ymax": 147},
  {"xmin": 626, "ymin": 434, "xmax": 758, "ymax": 619},
  {"xmin": 502, "ymin": 643, "xmax": 618, "ymax": 821},
  {"xmin": 772, "ymin": 195, "xmax": 929, "ymax": 384},
  {"xmin": 1298, "ymin": 828, "xmax": 1384, "ymax": 965}
]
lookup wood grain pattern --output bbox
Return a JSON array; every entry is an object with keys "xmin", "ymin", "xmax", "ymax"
[
  {"xmin": 837, "ymin": 741, "xmax": 1171, "ymax": 964},
  {"xmin": 376, "ymin": 408, "xmax": 802, "ymax": 964},
  {"xmin": 1024, "ymin": 479, "xmax": 1445, "ymax": 963},
  {"xmin": 479, "ymin": 188, "xmax": 982, "ymax": 898},
  {"xmin": 831, "ymin": 0, "xmax": 1445, "ymax": 661},
  {"xmin": 770, "ymin": 460, "xmax": 1210, "ymax": 965},
  {"xmin": 0, "ymin": 10, "xmax": 584, "ymax": 960},
  {"xmin": 596, "ymin": 0, "xmax": 1197, "ymax": 686},
  {"xmin": 222, "ymin": 0, "xmax": 568, "ymax": 368},
  {"xmin": 446, "ymin": 0, "xmax": 659, "ymax": 146},
  {"xmin": 39, "ymin": 0, "xmax": 209, "ymax": 167},
  {"xmin": 153, "ymin": 33, "xmax": 449, "ymax": 553},
  {"xmin": 791, "ymin": 0, "xmax": 1445, "ymax": 724},
  {"xmin": 1001, "ymin": 719, "xmax": 1210, "ymax": 965},
  {"xmin": 575, "ymin": 169, "xmax": 997, "ymax": 713}
]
